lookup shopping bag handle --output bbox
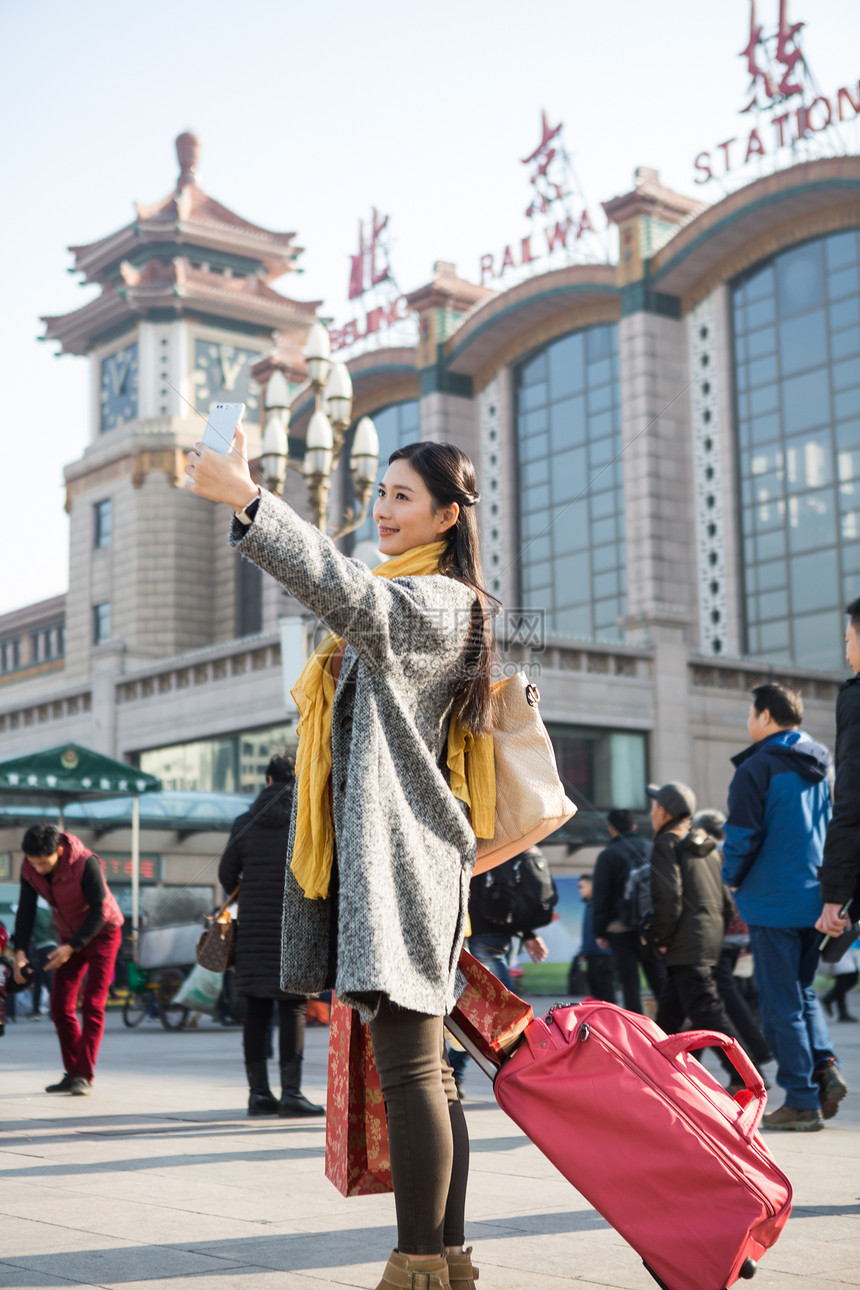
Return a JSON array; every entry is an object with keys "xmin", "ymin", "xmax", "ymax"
[{"xmin": 655, "ymin": 1030, "xmax": 766, "ymax": 1139}]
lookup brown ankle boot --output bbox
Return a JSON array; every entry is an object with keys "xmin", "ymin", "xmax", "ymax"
[
  {"xmin": 446, "ymin": 1247, "xmax": 479, "ymax": 1287},
  {"xmin": 374, "ymin": 1250, "xmax": 450, "ymax": 1289}
]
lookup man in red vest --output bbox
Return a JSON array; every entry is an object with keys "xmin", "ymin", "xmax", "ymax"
[{"xmin": 13, "ymin": 824, "xmax": 124, "ymax": 1095}]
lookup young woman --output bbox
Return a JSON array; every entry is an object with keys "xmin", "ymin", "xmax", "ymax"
[{"xmin": 186, "ymin": 428, "xmax": 493, "ymax": 1290}]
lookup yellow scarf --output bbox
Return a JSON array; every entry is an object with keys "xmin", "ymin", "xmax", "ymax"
[{"xmin": 290, "ymin": 540, "xmax": 495, "ymax": 900}]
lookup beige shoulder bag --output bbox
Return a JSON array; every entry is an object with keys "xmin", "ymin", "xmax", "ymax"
[{"xmin": 474, "ymin": 672, "xmax": 576, "ymax": 874}]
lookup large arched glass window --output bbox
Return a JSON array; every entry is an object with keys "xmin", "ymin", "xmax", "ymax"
[
  {"xmin": 733, "ymin": 230, "xmax": 860, "ymax": 671},
  {"xmin": 347, "ymin": 399, "xmax": 420, "ymax": 548},
  {"xmin": 515, "ymin": 323, "xmax": 624, "ymax": 641}
]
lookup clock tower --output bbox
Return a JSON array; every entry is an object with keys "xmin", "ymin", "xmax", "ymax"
[{"xmin": 42, "ymin": 134, "xmax": 319, "ymax": 679}]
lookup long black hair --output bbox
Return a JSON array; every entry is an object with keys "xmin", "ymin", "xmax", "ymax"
[{"xmin": 388, "ymin": 441, "xmax": 497, "ymax": 736}]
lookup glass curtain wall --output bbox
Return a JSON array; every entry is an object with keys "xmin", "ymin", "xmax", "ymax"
[
  {"xmin": 734, "ymin": 230, "xmax": 860, "ymax": 671},
  {"xmin": 138, "ymin": 722, "xmax": 297, "ymax": 794},
  {"xmin": 347, "ymin": 400, "xmax": 420, "ymax": 550},
  {"xmin": 515, "ymin": 324, "xmax": 625, "ymax": 641}
]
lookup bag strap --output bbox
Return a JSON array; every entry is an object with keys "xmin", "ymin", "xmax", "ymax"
[{"xmin": 211, "ymin": 885, "xmax": 240, "ymax": 922}]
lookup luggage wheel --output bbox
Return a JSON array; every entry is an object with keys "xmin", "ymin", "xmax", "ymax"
[
  {"xmin": 644, "ymin": 1259, "xmax": 756, "ymax": 1290},
  {"xmin": 719, "ymin": 1259, "xmax": 758, "ymax": 1289}
]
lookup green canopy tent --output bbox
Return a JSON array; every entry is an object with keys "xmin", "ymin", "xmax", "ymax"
[{"xmin": 0, "ymin": 744, "xmax": 162, "ymax": 954}]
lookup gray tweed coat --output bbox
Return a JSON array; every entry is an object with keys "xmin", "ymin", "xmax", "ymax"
[{"xmin": 229, "ymin": 490, "xmax": 478, "ymax": 1021}]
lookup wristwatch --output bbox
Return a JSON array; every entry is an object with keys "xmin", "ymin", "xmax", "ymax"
[{"xmin": 235, "ymin": 489, "xmax": 262, "ymax": 526}]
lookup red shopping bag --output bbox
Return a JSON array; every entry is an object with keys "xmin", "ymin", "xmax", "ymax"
[
  {"xmin": 325, "ymin": 998, "xmax": 392, "ymax": 1197},
  {"xmin": 447, "ymin": 949, "xmax": 534, "ymax": 1067}
]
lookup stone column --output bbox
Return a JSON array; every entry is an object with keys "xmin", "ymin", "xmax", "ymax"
[
  {"xmin": 646, "ymin": 611, "xmax": 695, "ymax": 785},
  {"xmin": 618, "ymin": 307, "xmax": 697, "ymax": 630}
]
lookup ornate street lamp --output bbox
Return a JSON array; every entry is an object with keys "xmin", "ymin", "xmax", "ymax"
[
  {"xmin": 260, "ymin": 321, "xmax": 379, "ymax": 537},
  {"xmin": 261, "ymin": 369, "xmax": 290, "ymax": 496}
]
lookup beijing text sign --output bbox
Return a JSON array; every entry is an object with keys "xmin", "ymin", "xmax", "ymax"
[{"xmin": 694, "ymin": 0, "xmax": 859, "ymax": 185}]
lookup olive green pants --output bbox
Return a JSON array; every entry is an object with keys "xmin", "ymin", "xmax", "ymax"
[{"xmin": 368, "ymin": 999, "xmax": 470, "ymax": 1255}]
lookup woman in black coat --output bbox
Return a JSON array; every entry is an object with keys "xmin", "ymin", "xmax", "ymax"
[{"xmin": 219, "ymin": 755, "xmax": 323, "ymax": 1118}]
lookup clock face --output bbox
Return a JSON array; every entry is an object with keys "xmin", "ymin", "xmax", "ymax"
[
  {"xmin": 193, "ymin": 340, "xmax": 261, "ymax": 417},
  {"xmin": 100, "ymin": 342, "xmax": 139, "ymax": 432}
]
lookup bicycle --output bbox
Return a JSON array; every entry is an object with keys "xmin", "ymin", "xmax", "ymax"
[{"xmin": 122, "ymin": 960, "xmax": 189, "ymax": 1031}]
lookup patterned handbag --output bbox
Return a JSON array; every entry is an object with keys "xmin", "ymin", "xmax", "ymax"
[{"xmin": 196, "ymin": 886, "xmax": 240, "ymax": 973}]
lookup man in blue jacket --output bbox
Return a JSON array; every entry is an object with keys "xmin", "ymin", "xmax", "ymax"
[{"xmin": 723, "ymin": 682, "xmax": 845, "ymax": 1131}]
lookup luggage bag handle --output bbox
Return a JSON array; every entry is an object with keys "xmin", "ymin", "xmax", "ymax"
[{"xmin": 655, "ymin": 1030, "xmax": 766, "ymax": 1139}]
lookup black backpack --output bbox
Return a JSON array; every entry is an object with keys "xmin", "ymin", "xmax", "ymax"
[
  {"xmin": 619, "ymin": 856, "xmax": 654, "ymax": 932},
  {"xmin": 473, "ymin": 848, "xmax": 559, "ymax": 932}
]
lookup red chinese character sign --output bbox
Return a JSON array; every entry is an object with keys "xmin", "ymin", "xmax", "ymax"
[
  {"xmin": 740, "ymin": 0, "xmax": 805, "ymax": 111},
  {"xmin": 479, "ymin": 109, "xmax": 606, "ymax": 286},
  {"xmin": 330, "ymin": 208, "xmax": 414, "ymax": 355},
  {"xmin": 693, "ymin": 1, "xmax": 859, "ymax": 187},
  {"xmin": 348, "ymin": 208, "xmax": 390, "ymax": 301},
  {"xmin": 522, "ymin": 109, "xmax": 564, "ymax": 217}
]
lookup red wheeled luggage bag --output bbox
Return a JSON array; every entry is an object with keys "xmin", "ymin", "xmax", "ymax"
[{"xmin": 491, "ymin": 1001, "xmax": 792, "ymax": 1290}]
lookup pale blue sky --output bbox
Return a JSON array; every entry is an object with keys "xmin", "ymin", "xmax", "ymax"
[{"xmin": 2, "ymin": 0, "xmax": 859, "ymax": 612}]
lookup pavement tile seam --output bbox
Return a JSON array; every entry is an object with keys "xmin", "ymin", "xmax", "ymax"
[
  {"xmin": 0, "ymin": 1182, "xmax": 333, "ymax": 1227},
  {"xmin": 0, "ymin": 1263, "xmax": 92, "ymax": 1290},
  {"xmin": 0, "ymin": 1196, "xmax": 306, "ymax": 1237},
  {"xmin": 0, "ymin": 1251, "xmax": 255, "ymax": 1278},
  {"xmin": 0, "ymin": 1213, "xmax": 141, "ymax": 1246},
  {"xmin": 0, "ymin": 1259, "xmax": 114, "ymax": 1290}
]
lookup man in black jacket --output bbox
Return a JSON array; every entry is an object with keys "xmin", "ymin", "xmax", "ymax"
[
  {"xmin": 648, "ymin": 782, "xmax": 756, "ymax": 1092},
  {"xmin": 818, "ymin": 597, "xmax": 860, "ymax": 940},
  {"xmin": 592, "ymin": 809, "xmax": 665, "ymax": 1014}
]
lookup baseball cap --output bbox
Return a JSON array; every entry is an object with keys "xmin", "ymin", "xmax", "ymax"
[{"xmin": 646, "ymin": 781, "xmax": 697, "ymax": 819}]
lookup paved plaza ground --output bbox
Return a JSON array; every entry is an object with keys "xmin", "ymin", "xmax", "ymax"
[{"xmin": 1, "ymin": 998, "xmax": 859, "ymax": 1290}]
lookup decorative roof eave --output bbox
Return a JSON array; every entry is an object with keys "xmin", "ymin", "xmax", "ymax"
[
  {"xmin": 649, "ymin": 157, "xmax": 860, "ymax": 304},
  {"xmin": 43, "ymin": 288, "xmax": 132, "ymax": 354},
  {"xmin": 444, "ymin": 263, "xmax": 620, "ymax": 379},
  {"xmin": 134, "ymin": 186, "xmax": 296, "ymax": 242},
  {"xmin": 70, "ymin": 215, "xmax": 300, "ymax": 285},
  {"xmin": 405, "ymin": 261, "xmax": 492, "ymax": 315},
  {"xmin": 603, "ymin": 180, "xmax": 706, "ymax": 226},
  {"xmin": 42, "ymin": 269, "xmax": 320, "ymax": 356}
]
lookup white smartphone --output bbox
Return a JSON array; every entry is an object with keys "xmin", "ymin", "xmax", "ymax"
[{"xmin": 200, "ymin": 401, "xmax": 245, "ymax": 454}]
